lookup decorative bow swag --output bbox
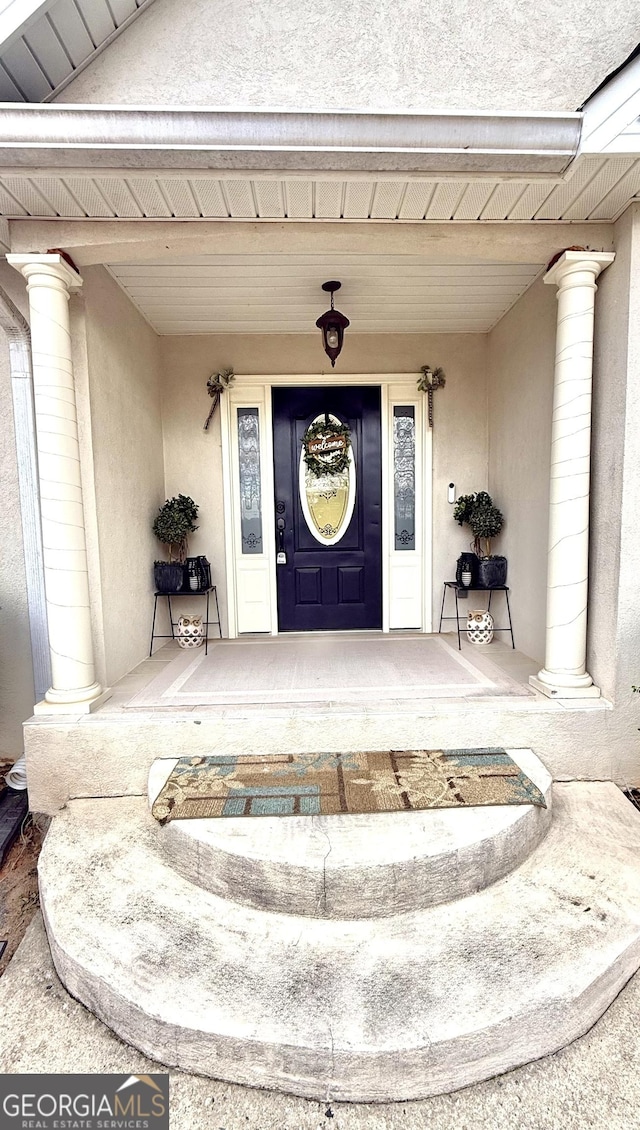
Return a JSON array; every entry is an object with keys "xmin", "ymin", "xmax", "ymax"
[
  {"xmin": 202, "ymin": 364, "xmax": 445, "ymax": 431},
  {"xmin": 417, "ymin": 365, "xmax": 446, "ymax": 427},
  {"xmin": 203, "ymin": 367, "xmax": 235, "ymax": 430}
]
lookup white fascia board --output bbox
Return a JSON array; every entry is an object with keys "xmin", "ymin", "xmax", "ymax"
[
  {"xmin": 599, "ymin": 127, "xmax": 640, "ymax": 154},
  {"xmin": 0, "ymin": 0, "xmax": 55, "ymax": 54},
  {"xmin": 581, "ymin": 54, "xmax": 640, "ymax": 155},
  {"xmin": 0, "ymin": 105, "xmax": 582, "ymax": 175}
]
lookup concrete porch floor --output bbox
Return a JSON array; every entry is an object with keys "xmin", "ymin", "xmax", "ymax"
[{"xmin": 102, "ymin": 634, "xmax": 572, "ymax": 717}]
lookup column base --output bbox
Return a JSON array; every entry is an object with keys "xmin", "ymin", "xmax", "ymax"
[
  {"xmin": 44, "ymin": 680, "xmax": 104, "ymax": 706},
  {"xmin": 33, "ymin": 688, "xmax": 112, "ymax": 716},
  {"xmin": 529, "ymin": 673, "xmax": 601, "ymax": 700}
]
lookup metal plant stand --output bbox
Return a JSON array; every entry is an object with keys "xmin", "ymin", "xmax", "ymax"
[
  {"xmin": 149, "ymin": 586, "xmax": 221, "ymax": 656},
  {"xmin": 438, "ymin": 582, "xmax": 515, "ymax": 651}
]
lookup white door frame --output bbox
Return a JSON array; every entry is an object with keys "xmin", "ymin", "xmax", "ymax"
[{"xmin": 221, "ymin": 374, "xmax": 432, "ymax": 637}]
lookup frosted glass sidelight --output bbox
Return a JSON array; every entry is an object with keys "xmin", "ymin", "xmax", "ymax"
[
  {"xmin": 393, "ymin": 406, "xmax": 416, "ymax": 551},
  {"xmin": 237, "ymin": 408, "xmax": 262, "ymax": 554}
]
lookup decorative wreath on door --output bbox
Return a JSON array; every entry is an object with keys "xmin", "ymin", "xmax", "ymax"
[{"xmin": 302, "ymin": 419, "xmax": 352, "ymax": 477}]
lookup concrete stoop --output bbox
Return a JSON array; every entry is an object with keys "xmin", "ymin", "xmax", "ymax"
[
  {"xmin": 37, "ymin": 771, "xmax": 640, "ymax": 1103},
  {"xmin": 148, "ymin": 749, "xmax": 552, "ymax": 917},
  {"xmin": 23, "ymin": 697, "xmax": 612, "ymax": 817}
]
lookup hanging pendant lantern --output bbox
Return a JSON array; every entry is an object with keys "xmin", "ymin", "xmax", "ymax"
[{"xmin": 316, "ymin": 280, "xmax": 350, "ymax": 368}]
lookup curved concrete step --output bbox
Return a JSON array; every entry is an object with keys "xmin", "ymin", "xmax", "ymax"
[
  {"xmin": 39, "ymin": 783, "xmax": 640, "ymax": 1102},
  {"xmin": 148, "ymin": 749, "xmax": 552, "ymax": 917}
]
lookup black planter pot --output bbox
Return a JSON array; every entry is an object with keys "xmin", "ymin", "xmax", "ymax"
[
  {"xmin": 456, "ymin": 552, "xmax": 479, "ymax": 588},
  {"xmin": 477, "ymin": 556, "xmax": 507, "ymax": 588},
  {"xmin": 154, "ymin": 562, "xmax": 184, "ymax": 593}
]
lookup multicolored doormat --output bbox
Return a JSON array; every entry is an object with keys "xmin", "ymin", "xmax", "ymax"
[{"xmin": 151, "ymin": 748, "xmax": 546, "ymax": 824}]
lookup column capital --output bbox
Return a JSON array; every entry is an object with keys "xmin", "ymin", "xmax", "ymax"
[
  {"xmin": 7, "ymin": 253, "xmax": 83, "ymax": 292},
  {"xmin": 543, "ymin": 250, "xmax": 615, "ymax": 288}
]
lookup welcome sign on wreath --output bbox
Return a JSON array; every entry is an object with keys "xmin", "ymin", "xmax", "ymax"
[{"xmin": 303, "ymin": 419, "xmax": 351, "ymax": 477}]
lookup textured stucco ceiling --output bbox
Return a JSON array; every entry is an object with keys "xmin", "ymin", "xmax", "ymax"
[{"xmin": 53, "ymin": 0, "xmax": 640, "ymax": 114}]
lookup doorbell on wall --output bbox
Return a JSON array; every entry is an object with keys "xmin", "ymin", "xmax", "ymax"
[{"xmin": 448, "ymin": 483, "xmax": 456, "ymax": 504}]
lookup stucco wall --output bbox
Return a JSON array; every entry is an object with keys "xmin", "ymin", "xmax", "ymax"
[
  {"xmin": 589, "ymin": 210, "xmax": 633, "ymax": 700},
  {"xmin": 615, "ymin": 208, "xmax": 640, "ymax": 710},
  {"xmin": 80, "ymin": 266, "xmax": 164, "ymax": 687},
  {"xmin": 591, "ymin": 205, "xmax": 640, "ymax": 717},
  {"xmin": 160, "ymin": 333, "xmax": 488, "ymax": 635},
  {"xmin": 0, "ymin": 262, "xmax": 34, "ymax": 756},
  {"xmin": 487, "ymin": 275, "xmax": 557, "ymax": 665},
  {"xmin": 54, "ymin": 0, "xmax": 638, "ymax": 113}
]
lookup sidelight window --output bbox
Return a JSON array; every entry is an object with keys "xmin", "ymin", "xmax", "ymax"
[
  {"xmin": 237, "ymin": 407, "xmax": 263, "ymax": 554},
  {"xmin": 393, "ymin": 406, "xmax": 416, "ymax": 551}
]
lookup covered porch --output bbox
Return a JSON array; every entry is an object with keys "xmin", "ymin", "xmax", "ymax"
[
  {"xmin": 5, "ymin": 223, "xmax": 617, "ymax": 712},
  {"xmin": 5, "ymin": 205, "xmax": 637, "ymax": 811}
]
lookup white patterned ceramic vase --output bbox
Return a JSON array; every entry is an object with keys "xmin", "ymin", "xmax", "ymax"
[
  {"xmin": 177, "ymin": 614, "xmax": 205, "ymax": 649},
  {"xmin": 466, "ymin": 608, "xmax": 494, "ymax": 645}
]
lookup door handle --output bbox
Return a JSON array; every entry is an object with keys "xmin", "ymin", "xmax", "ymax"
[{"xmin": 276, "ymin": 516, "xmax": 286, "ymax": 564}]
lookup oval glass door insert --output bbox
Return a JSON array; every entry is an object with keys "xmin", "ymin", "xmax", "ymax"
[{"xmin": 299, "ymin": 413, "xmax": 356, "ymax": 545}]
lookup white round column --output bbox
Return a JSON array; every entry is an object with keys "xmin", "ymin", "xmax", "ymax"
[
  {"xmin": 530, "ymin": 250, "xmax": 614, "ymax": 700},
  {"xmin": 8, "ymin": 253, "xmax": 105, "ymax": 713}
]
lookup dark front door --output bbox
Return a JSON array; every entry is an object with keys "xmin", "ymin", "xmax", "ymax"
[{"xmin": 272, "ymin": 385, "xmax": 382, "ymax": 631}]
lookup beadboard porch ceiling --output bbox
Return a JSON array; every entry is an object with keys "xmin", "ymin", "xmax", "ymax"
[{"xmin": 106, "ymin": 254, "xmax": 544, "ymax": 335}]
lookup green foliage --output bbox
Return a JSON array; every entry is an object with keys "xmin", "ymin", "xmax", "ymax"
[
  {"xmin": 453, "ymin": 494, "xmax": 476, "ymax": 527},
  {"xmin": 453, "ymin": 491, "xmax": 504, "ymax": 558},
  {"xmin": 303, "ymin": 419, "xmax": 351, "ymax": 477},
  {"xmin": 152, "ymin": 495, "xmax": 199, "ymax": 562},
  {"xmin": 472, "ymin": 503, "xmax": 503, "ymax": 541}
]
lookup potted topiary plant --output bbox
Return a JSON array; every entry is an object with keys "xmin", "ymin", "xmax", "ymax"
[
  {"xmin": 453, "ymin": 491, "xmax": 507, "ymax": 587},
  {"xmin": 152, "ymin": 494, "xmax": 199, "ymax": 593}
]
